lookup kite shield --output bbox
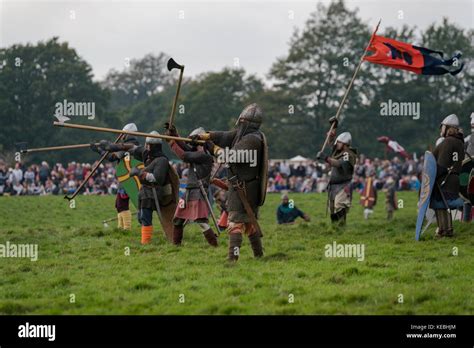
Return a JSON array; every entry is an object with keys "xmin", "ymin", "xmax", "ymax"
[
  {"xmin": 415, "ymin": 151, "xmax": 437, "ymax": 241},
  {"xmin": 116, "ymin": 155, "xmax": 144, "ymax": 209}
]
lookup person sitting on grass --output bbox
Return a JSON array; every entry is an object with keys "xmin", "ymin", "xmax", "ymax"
[{"xmin": 276, "ymin": 193, "xmax": 310, "ymax": 225}]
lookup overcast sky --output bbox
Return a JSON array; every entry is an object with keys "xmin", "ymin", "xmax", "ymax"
[{"xmin": 1, "ymin": 0, "xmax": 472, "ymax": 81}]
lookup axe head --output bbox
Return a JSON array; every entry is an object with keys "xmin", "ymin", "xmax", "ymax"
[
  {"xmin": 167, "ymin": 58, "xmax": 183, "ymax": 71},
  {"xmin": 15, "ymin": 142, "xmax": 28, "ymax": 153}
]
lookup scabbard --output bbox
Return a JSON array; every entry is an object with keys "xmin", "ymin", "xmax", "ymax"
[
  {"xmin": 435, "ymin": 182, "xmax": 451, "ymax": 211},
  {"xmin": 151, "ymin": 187, "xmax": 163, "ymax": 222},
  {"xmin": 233, "ymin": 182, "xmax": 263, "ymax": 237}
]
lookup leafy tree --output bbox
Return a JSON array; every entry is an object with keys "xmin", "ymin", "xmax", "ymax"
[
  {"xmin": 178, "ymin": 68, "xmax": 264, "ymax": 133},
  {"xmin": 117, "ymin": 67, "xmax": 264, "ymax": 136},
  {"xmin": 0, "ymin": 37, "xmax": 111, "ymax": 164},
  {"xmin": 269, "ymin": 0, "xmax": 371, "ymax": 155},
  {"xmin": 1, "ymin": 1, "xmax": 472, "ymax": 165},
  {"xmin": 244, "ymin": 89, "xmax": 305, "ymax": 158},
  {"xmin": 102, "ymin": 53, "xmax": 174, "ymax": 111},
  {"xmin": 268, "ymin": 0, "xmax": 473, "ymax": 158}
]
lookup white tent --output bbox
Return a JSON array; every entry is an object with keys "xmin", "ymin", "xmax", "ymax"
[{"xmin": 289, "ymin": 155, "xmax": 309, "ymax": 162}]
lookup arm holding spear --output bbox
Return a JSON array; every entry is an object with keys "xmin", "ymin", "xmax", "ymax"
[{"xmin": 63, "ymin": 122, "xmax": 139, "ymax": 201}]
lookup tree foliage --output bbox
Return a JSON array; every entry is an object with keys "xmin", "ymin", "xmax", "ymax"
[
  {"xmin": 0, "ymin": 38, "xmax": 110, "ymax": 163},
  {"xmin": 1, "ymin": 1, "xmax": 472, "ymax": 164},
  {"xmin": 268, "ymin": 0, "xmax": 473, "ymax": 158},
  {"xmin": 102, "ymin": 53, "xmax": 173, "ymax": 112}
]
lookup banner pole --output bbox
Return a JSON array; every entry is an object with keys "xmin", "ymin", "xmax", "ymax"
[{"xmin": 319, "ymin": 19, "xmax": 381, "ymax": 153}]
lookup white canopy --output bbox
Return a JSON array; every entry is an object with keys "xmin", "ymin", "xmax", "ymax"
[{"xmin": 289, "ymin": 155, "xmax": 309, "ymax": 162}]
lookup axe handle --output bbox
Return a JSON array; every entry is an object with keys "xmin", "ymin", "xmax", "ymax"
[{"xmin": 168, "ymin": 67, "xmax": 184, "ymax": 127}]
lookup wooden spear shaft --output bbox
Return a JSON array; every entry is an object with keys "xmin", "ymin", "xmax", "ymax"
[
  {"xmin": 21, "ymin": 143, "xmax": 94, "ymax": 153},
  {"xmin": 319, "ymin": 19, "xmax": 381, "ymax": 153},
  {"xmin": 103, "ymin": 212, "xmax": 137, "ymax": 224},
  {"xmin": 53, "ymin": 122, "xmax": 205, "ymax": 144},
  {"xmin": 64, "ymin": 133, "xmax": 124, "ymax": 201}
]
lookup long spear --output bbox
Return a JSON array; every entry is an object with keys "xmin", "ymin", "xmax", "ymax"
[
  {"xmin": 53, "ymin": 122, "xmax": 205, "ymax": 144},
  {"xmin": 64, "ymin": 133, "xmax": 124, "ymax": 201},
  {"xmin": 318, "ymin": 19, "xmax": 381, "ymax": 153},
  {"xmin": 102, "ymin": 212, "xmax": 137, "ymax": 227},
  {"xmin": 20, "ymin": 143, "xmax": 95, "ymax": 154}
]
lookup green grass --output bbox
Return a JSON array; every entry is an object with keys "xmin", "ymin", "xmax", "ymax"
[{"xmin": 0, "ymin": 192, "xmax": 472, "ymax": 315}]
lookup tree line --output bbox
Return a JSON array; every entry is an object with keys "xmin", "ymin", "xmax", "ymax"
[{"xmin": 0, "ymin": 0, "xmax": 472, "ymax": 164}]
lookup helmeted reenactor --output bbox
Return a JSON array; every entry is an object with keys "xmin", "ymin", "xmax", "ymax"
[
  {"xmin": 317, "ymin": 117, "xmax": 357, "ymax": 225},
  {"xmin": 190, "ymin": 103, "xmax": 268, "ymax": 262},
  {"xmin": 90, "ymin": 123, "xmax": 140, "ymax": 230},
  {"xmin": 431, "ymin": 114, "xmax": 465, "ymax": 237},
  {"xmin": 165, "ymin": 125, "xmax": 218, "ymax": 247},
  {"xmin": 99, "ymin": 131, "xmax": 179, "ymax": 244}
]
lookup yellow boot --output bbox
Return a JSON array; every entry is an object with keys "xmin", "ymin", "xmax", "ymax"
[
  {"xmin": 119, "ymin": 210, "xmax": 132, "ymax": 230},
  {"xmin": 117, "ymin": 213, "xmax": 124, "ymax": 229}
]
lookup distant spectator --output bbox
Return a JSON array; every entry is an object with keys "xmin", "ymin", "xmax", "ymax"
[
  {"xmin": 12, "ymin": 162, "xmax": 23, "ymax": 184},
  {"xmin": 276, "ymin": 194, "xmax": 310, "ymax": 224},
  {"xmin": 24, "ymin": 166, "xmax": 35, "ymax": 184},
  {"xmin": 0, "ymin": 162, "xmax": 8, "ymax": 195},
  {"xmin": 279, "ymin": 161, "xmax": 291, "ymax": 177},
  {"xmin": 39, "ymin": 161, "xmax": 50, "ymax": 185},
  {"xmin": 295, "ymin": 162, "xmax": 306, "ymax": 177},
  {"xmin": 12, "ymin": 181, "xmax": 23, "ymax": 195}
]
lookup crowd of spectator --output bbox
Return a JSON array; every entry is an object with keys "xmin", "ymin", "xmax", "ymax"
[
  {"xmin": 0, "ymin": 154, "xmax": 423, "ymax": 197},
  {"xmin": 267, "ymin": 154, "xmax": 423, "ymax": 193},
  {"xmin": 0, "ymin": 160, "xmax": 117, "ymax": 196}
]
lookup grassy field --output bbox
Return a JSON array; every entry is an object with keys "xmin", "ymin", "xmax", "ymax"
[{"xmin": 0, "ymin": 191, "xmax": 472, "ymax": 315}]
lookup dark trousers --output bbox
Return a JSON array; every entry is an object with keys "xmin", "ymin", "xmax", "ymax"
[{"xmin": 139, "ymin": 208, "xmax": 153, "ymax": 226}]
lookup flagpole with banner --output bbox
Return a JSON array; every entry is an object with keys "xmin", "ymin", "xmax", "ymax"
[{"xmin": 319, "ymin": 19, "xmax": 381, "ymax": 154}]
